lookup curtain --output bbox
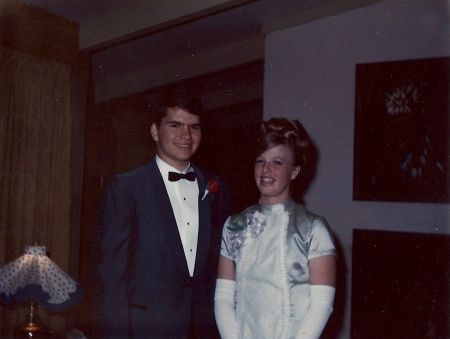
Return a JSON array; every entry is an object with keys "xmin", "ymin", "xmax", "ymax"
[{"xmin": 0, "ymin": 47, "xmax": 72, "ymax": 333}]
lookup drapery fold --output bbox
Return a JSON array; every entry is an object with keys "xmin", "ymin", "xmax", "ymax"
[{"xmin": 0, "ymin": 47, "xmax": 72, "ymax": 332}]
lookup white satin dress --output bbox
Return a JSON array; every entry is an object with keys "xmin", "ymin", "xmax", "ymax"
[{"xmin": 220, "ymin": 198, "xmax": 336, "ymax": 339}]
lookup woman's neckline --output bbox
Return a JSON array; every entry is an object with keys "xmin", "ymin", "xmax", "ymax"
[{"xmin": 259, "ymin": 197, "xmax": 294, "ymax": 213}]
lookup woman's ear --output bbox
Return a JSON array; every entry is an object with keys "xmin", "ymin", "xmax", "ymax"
[
  {"xmin": 150, "ymin": 123, "xmax": 159, "ymax": 142},
  {"xmin": 291, "ymin": 166, "xmax": 301, "ymax": 180}
]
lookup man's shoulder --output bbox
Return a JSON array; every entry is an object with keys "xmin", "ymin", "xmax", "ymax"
[
  {"xmin": 118, "ymin": 162, "xmax": 153, "ymax": 177},
  {"xmin": 110, "ymin": 161, "xmax": 157, "ymax": 187},
  {"xmin": 192, "ymin": 164, "xmax": 226, "ymax": 185},
  {"xmin": 192, "ymin": 163, "xmax": 213, "ymax": 177}
]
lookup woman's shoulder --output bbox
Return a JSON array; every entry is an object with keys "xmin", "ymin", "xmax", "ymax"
[
  {"xmin": 291, "ymin": 203, "xmax": 330, "ymax": 233},
  {"xmin": 291, "ymin": 204, "xmax": 336, "ymax": 256},
  {"xmin": 225, "ymin": 204, "xmax": 259, "ymax": 231}
]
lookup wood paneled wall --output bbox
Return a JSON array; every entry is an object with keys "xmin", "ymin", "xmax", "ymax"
[{"xmin": 0, "ymin": 0, "xmax": 78, "ymax": 63}]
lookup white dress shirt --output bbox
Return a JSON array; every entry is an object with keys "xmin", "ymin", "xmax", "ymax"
[{"xmin": 156, "ymin": 156, "xmax": 199, "ymax": 276}]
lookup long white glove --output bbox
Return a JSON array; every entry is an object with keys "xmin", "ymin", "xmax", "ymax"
[
  {"xmin": 296, "ymin": 285, "xmax": 335, "ymax": 339},
  {"xmin": 214, "ymin": 279, "xmax": 239, "ymax": 339}
]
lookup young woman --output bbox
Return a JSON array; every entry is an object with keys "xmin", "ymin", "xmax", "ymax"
[{"xmin": 215, "ymin": 118, "xmax": 336, "ymax": 339}]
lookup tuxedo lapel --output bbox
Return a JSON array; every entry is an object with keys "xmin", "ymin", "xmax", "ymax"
[
  {"xmin": 193, "ymin": 166, "xmax": 211, "ymax": 276},
  {"xmin": 148, "ymin": 160, "xmax": 190, "ymax": 277}
]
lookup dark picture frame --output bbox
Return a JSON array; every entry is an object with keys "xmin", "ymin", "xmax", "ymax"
[
  {"xmin": 351, "ymin": 229, "xmax": 450, "ymax": 338},
  {"xmin": 353, "ymin": 57, "xmax": 449, "ymax": 202}
]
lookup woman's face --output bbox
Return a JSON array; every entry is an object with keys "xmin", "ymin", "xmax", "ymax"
[{"xmin": 254, "ymin": 144, "xmax": 300, "ymax": 205}]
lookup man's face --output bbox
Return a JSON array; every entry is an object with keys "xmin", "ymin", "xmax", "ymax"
[{"xmin": 151, "ymin": 107, "xmax": 201, "ymax": 170}]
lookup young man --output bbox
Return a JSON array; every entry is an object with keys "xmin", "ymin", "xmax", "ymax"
[{"xmin": 94, "ymin": 87, "xmax": 229, "ymax": 338}]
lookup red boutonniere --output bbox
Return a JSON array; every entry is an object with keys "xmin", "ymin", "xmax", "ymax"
[
  {"xmin": 202, "ymin": 179, "xmax": 219, "ymax": 200},
  {"xmin": 207, "ymin": 180, "xmax": 219, "ymax": 193}
]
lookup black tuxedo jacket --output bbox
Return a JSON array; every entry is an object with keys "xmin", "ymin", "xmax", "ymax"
[{"xmin": 93, "ymin": 159, "xmax": 229, "ymax": 338}]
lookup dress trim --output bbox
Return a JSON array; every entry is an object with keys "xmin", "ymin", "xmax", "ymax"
[{"xmin": 276, "ymin": 208, "xmax": 291, "ymax": 339}]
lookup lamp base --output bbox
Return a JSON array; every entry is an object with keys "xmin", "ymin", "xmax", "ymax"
[
  {"xmin": 14, "ymin": 322, "xmax": 47, "ymax": 339},
  {"xmin": 13, "ymin": 300, "xmax": 48, "ymax": 338}
]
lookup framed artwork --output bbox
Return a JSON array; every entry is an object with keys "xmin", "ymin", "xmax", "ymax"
[
  {"xmin": 352, "ymin": 229, "xmax": 450, "ymax": 338},
  {"xmin": 353, "ymin": 57, "xmax": 449, "ymax": 202}
]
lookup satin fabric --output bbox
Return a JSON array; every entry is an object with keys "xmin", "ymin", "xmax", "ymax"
[{"xmin": 221, "ymin": 198, "xmax": 336, "ymax": 339}]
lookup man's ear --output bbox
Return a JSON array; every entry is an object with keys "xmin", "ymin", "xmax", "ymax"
[
  {"xmin": 291, "ymin": 166, "xmax": 301, "ymax": 180},
  {"xmin": 150, "ymin": 123, "xmax": 159, "ymax": 142}
]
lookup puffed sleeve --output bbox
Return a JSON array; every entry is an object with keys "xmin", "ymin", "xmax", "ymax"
[
  {"xmin": 220, "ymin": 216, "xmax": 234, "ymax": 260},
  {"xmin": 308, "ymin": 217, "xmax": 336, "ymax": 260}
]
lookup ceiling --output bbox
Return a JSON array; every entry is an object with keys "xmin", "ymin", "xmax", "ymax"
[
  {"xmin": 19, "ymin": 0, "xmax": 380, "ymax": 103},
  {"xmin": 21, "ymin": 0, "xmax": 377, "ymax": 51},
  {"xmin": 22, "ymin": 0, "xmax": 128, "ymax": 23}
]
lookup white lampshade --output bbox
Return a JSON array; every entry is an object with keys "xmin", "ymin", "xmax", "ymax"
[{"xmin": 0, "ymin": 246, "xmax": 82, "ymax": 310}]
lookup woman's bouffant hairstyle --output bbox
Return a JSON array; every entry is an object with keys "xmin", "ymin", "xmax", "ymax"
[{"xmin": 256, "ymin": 117, "xmax": 312, "ymax": 170}]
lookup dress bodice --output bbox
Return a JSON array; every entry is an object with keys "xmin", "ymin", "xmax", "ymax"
[{"xmin": 221, "ymin": 198, "xmax": 336, "ymax": 339}]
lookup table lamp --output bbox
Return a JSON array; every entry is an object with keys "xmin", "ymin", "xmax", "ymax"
[{"xmin": 0, "ymin": 245, "xmax": 83, "ymax": 337}]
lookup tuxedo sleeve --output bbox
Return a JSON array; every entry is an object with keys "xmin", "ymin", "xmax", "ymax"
[
  {"xmin": 93, "ymin": 176, "xmax": 133, "ymax": 339},
  {"xmin": 216, "ymin": 176, "xmax": 231, "ymax": 230}
]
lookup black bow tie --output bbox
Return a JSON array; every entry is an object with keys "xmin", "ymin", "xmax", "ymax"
[{"xmin": 168, "ymin": 171, "xmax": 196, "ymax": 182}]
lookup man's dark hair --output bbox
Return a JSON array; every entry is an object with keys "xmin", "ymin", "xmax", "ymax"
[{"xmin": 151, "ymin": 85, "xmax": 206, "ymax": 126}]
